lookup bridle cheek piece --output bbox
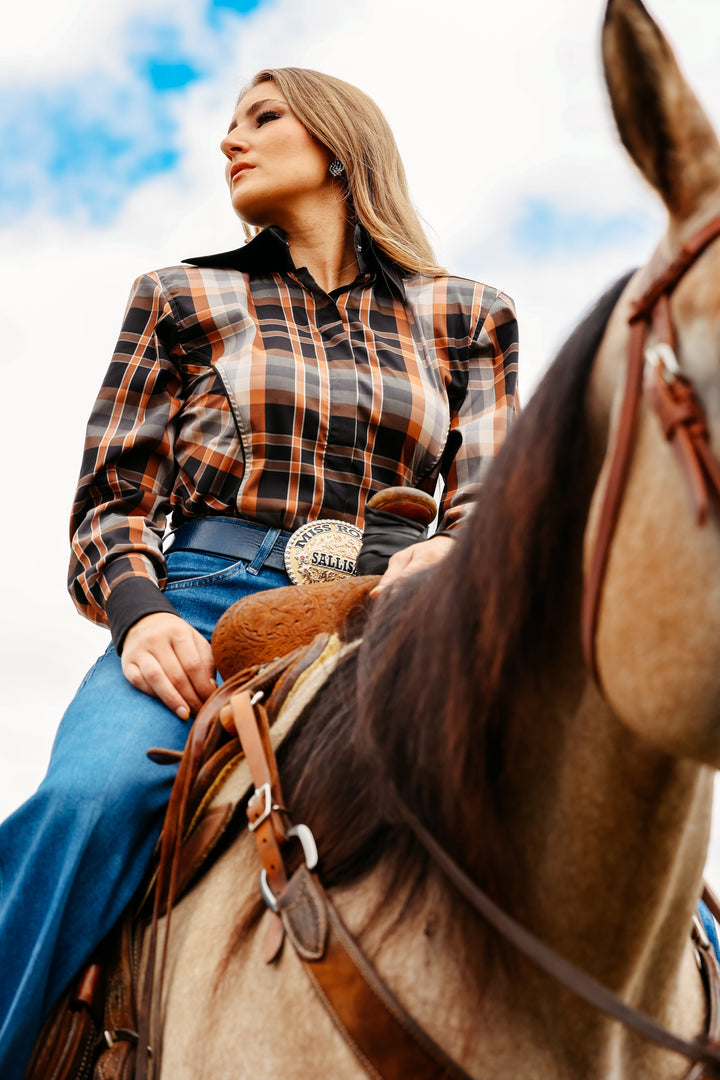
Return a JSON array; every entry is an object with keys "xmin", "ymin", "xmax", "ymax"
[{"xmin": 582, "ymin": 213, "xmax": 720, "ymax": 687}]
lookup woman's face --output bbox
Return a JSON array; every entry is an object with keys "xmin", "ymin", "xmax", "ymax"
[{"xmin": 220, "ymin": 83, "xmax": 335, "ymax": 228}]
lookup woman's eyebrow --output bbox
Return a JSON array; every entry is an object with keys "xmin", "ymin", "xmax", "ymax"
[
  {"xmin": 248, "ymin": 96, "xmax": 284, "ymax": 115},
  {"xmin": 227, "ymin": 98, "xmax": 284, "ymax": 133}
]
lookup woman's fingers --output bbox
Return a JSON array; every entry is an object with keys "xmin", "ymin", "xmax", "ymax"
[
  {"xmin": 371, "ymin": 534, "xmax": 455, "ymax": 597},
  {"xmin": 170, "ymin": 627, "xmax": 216, "ymax": 709},
  {"xmin": 123, "ymin": 652, "xmax": 194, "ymax": 719},
  {"xmin": 121, "ymin": 612, "xmax": 216, "ymax": 717}
]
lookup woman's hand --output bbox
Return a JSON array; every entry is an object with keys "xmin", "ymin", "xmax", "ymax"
[
  {"xmin": 371, "ymin": 533, "xmax": 455, "ymax": 597},
  {"xmin": 121, "ymin": 612, "xmax": 216, "ymax": 719}
]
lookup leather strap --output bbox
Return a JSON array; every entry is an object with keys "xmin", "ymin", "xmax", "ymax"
[
  {"xmin": 705, "ymin": 884, "xmax": 720, "ymax": 926},
  {"xmin": 645, "ymin": 363, "xmax": 720, "ymax": 525},
  {"xmin": 135, "ymin": 647, "xmax": 309, "ymax": 1080},
  {"xmin": 400, "ymin": 804, "xmax": 720, "ymax": 1079},
  {"xmin": 163, "ymin": 516, "xmax": 291, "ymax": 570},
  {"xmin": 231, "ymin": 690, "xmax": 473, "ymax": 1079},
  {"xmin": 279, "ymin": 866, "xmax": 472, "ymax": 1080},
  {"xmin": 582, "ymin": 213, "xmax": 720, "ymax": 684},
  {"xmin": 225, "ymin": 690, "xmax": 290, "ymax": 900},
  {"xmin": 581, "ymin": 314, "xmax": 648, "ymax": 683},
  {"xmin": 628, "ymin": 217, "xmax": 720, "ymax": 321},
  {"xmin": 24, "ymin": 962, "xmax": 106, "ymax": 1080}
]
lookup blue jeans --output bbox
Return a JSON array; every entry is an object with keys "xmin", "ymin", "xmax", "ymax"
[{"xmin": 0, "ymin": 549, "xmax": 290, "ymax": 1080}]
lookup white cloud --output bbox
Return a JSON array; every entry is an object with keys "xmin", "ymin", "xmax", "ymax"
[
  {"xmin": 2, "ymin": 0, "xmax": 720, "ymax": 887},
  {"xmin": 1, "ymin": 0, "xmax": 217, "ymax": 81}
]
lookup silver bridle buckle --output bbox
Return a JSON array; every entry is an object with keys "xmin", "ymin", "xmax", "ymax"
[
  {"xmin": 644, "ymin": 342, "xmax": 682, "ymax": 383},
  {"xmin": 247, "ymin": 783, "xmax": 274, "ymax": 832},
  {"xmin": 259, "ymin": 823, "xmax": 319, "ymax": 913}
]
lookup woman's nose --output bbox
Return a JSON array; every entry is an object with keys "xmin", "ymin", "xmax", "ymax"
[{"xmin": 220, "ymin": 129, "xmax": 249, "ymax": 160}]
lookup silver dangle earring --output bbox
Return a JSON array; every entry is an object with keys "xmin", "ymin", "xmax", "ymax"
[{"xmin": 329, "ymin": 159, "xmax": 345, "ymax": 177}]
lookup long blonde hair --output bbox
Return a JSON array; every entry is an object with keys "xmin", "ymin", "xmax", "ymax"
[{"xmin": 241, "ymin": 67, "xmax": 445, "ymax": 277}]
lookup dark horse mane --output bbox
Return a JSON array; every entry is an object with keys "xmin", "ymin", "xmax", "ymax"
[{"xmin": 247, "ymin": 271, "xmax": 633, "ymax": 942}]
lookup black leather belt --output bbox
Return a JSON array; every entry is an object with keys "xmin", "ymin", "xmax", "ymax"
[{"xmin": 163, "ymin": 518, "xmax": 293, "ymax": 572}]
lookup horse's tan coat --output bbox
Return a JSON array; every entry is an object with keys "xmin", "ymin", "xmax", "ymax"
[{"xmin": 149, "ymin": 2, "xmax": 720, "ymax": 1076}]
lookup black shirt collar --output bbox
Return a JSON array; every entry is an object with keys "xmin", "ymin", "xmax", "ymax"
[{"xmin": 183, "ymin": 223, "xmax": 406, "ymax": 301}]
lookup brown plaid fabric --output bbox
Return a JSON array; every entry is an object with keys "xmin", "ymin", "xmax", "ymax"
[{"xmin": 68, "ymin": 227, "xmax": 519, "ymax": 631}]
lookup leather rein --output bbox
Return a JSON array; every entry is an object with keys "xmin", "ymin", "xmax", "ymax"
[{"xmin": 582, "ymin": 213, "xmax": 720, "ymax": 684}]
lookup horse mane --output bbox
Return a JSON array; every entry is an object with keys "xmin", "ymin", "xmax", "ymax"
[{"xmin": 232, "ymin": 271, "xmax": 634, "ymax": 954}]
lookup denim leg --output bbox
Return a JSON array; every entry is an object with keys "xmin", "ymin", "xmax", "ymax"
[
  {"xmin": 0, "ymin": 553, "xmax": 290, "ymax": 1079},
  {"xmin": 0, "ymin": 646, "xmax": 188, "ymax": 1079},
  {"xmin": 698, "ymin": 899, "xmax": 720, "ymax": 961}
]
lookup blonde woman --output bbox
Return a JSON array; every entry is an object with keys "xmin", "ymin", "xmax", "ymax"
[{"xmin": 0, "ymin": 68, "xmax": 519, "ymax": 1077}]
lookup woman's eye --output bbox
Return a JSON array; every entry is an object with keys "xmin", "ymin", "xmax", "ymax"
[{"xmin": 256, "ymin": 110, "xmax": 281, "ymax": 127}]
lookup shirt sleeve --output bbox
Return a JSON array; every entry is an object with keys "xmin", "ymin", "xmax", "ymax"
[
  {"xmin": 437, "ymin": 289, "xmax": 519, "ymax": 531},
  {"xmin": 67, "ymin": 272, "xmax": 184, "ymax": 648}
]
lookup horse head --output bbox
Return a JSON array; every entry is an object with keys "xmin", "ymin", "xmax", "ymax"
[{"xmin": 587, "ymin": 0, "xmax": 720, "ymax": 760}]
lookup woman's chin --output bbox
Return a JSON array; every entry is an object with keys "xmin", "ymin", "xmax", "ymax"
[{"xmin": 231, "ymin": 197, "xmax": 273, "ymax": 230}]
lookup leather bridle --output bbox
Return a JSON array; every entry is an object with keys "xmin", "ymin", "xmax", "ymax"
[{"xmin": 582, "ymin": 213, "xmax": 720, "ymax": 685}]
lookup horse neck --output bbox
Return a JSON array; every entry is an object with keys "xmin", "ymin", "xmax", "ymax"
[
  {"xmin": 493, "ymin": 277, "xmax": 714, "ymax": 999},
  {"xmin": 491, "ymin": 565, "xmax": 714, "ymax": 1074},
  {"xmin": 338, "ymin": 654, "xmax": 711, "ymax": 1079}
]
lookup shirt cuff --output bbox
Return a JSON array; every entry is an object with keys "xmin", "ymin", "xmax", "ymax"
[{"xmin": 106, "ymin": 576, "xmax": 180, "ymax": 654}]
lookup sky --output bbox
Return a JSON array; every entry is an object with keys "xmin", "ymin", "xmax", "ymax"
[{"xmin": 2, "ymin": 0, "xmax": 720, "ymax": 876}]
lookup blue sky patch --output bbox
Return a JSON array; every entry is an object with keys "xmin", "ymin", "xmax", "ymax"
[
  {"xmin": 142, "ymin": 59, "xmax": 203, "ymax": 92},
  {"xmin": 513, "ymin": 198, "xmax": 647, "ymax": 257},
  {"xmin": 0, "ymin": 76, "xmax": 183, "ymax": 225},
  {"xmin": 204, "ymin": 0, "xmax": 265, "ymax": 34},
  {"xmin": 0, "ymin": 1, "xmax": 266, "ymax": 226},
  {"xmin": 207, "ymin": 0, "xmax": 265, "ymax": 14},
  {"xmin": 129, "ymin": 20, "xmax": 205, "ymax": 93}
]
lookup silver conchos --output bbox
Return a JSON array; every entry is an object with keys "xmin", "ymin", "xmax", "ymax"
[{"xmin": 284, "ymin": 519, "xmax": 363, "ymax": 585}]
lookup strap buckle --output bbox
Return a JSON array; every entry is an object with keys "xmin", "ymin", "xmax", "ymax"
[
  {"xmin": 247, "ymin": 783, "xmax": 274, "ymax": 832},
  {"xmin": 259, "ymin": 823, "xmax": 319, "ymax": 912},
  {"xmin": 287, "ymin": 824, "xmax": 319, "ymax": 871},
  {"xmin": 645, "ymin": 342, "xmax": 682, "ymax": 382}
]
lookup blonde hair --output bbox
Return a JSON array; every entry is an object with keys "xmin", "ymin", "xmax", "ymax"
[{"xmin": 241, "ymin": 67, "xmax": 446, "ymax": 277}]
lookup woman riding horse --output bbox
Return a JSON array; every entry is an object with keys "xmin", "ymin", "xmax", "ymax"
[
  {"xmin": 0, "ymin": 67, "xmax": 519, "ymax": 1079},
  {"xmin": 126, "ymin": 1, "xmax": 720, "ymax": 1077}
]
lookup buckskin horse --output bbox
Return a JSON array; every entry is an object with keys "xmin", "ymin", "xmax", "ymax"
[{"xmin": 77, "ymin": 1, "xmax": 720, "ymax": 1077}]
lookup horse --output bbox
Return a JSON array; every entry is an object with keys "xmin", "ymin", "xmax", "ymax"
[{"xmin": 141, "ymin": 1, "xmax": 720, "ymax": 1076}]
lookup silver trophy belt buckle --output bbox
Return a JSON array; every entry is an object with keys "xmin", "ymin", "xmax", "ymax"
[{"xmin": 284, "ymin": 519, "xmax": 363, "ymax": 585}]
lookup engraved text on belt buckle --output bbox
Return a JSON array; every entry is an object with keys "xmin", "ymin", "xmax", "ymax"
[{"xmin": 284, "ymin": 519, "xmax": 363, "ymax": 585}]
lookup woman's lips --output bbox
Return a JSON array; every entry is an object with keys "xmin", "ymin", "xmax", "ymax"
[{"xmin": 230, "ymin": 162, "xmax": 255, "ymax": 183}]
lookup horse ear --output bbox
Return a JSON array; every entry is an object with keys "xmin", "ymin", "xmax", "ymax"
[{"xmin": 602, "ymin": 0, "xmax": 720, "ymax": 221}]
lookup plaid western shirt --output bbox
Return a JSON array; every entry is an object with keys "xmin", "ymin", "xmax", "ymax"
[{"xmin": 68, "ymin": 226, "xmax": 519, "ymax": 644}]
